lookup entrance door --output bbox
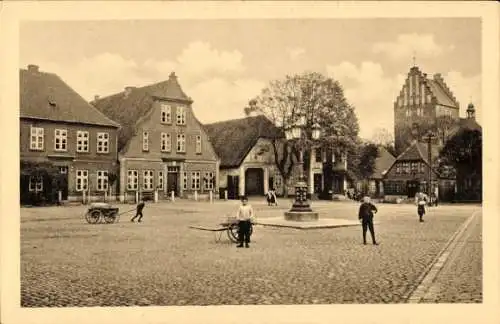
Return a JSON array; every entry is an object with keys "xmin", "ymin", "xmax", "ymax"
[
  {"xmin": 407, "ymin": 180, "xmax": 419, "ymax": 198},
  {"xmin": 245, "ymin": 168, "xmax": 264, "ymax": 196},
  {"xmin": 313, "ymin": 174, "xmax": 322, "ymax": 194},
  {"xmin": 167, "ymin": 167, "xmax": 179, "ymax": 196},
  {"xmin": 59, "ymin": 166, "xmax": 68, "ymax": 200},
  {"xmin": 227, "ymin": 175, "xmax": 239, "ymax": 199},
  {"xmin": 268, "ymin": 176, "xmax": 274, "ymax": 190}
]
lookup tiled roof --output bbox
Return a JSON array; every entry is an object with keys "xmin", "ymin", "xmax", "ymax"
[
  {"xmin": 204, "ymin": 115, "xmax": 283, "ymax": 168},
  {"xmin": 426, "ymin": 79, "xmax": 457, "ymax": 108},
  {"xmin": 92, "ymin": 72, "xmax": 192, "ymax": 152},
  {"xmin": 20, "ymin": 66, "xmax": 120, "ymax": 128},
  {"xmin": 372, "ymin": 147, "xmax": 396, "ymax": 179},
  {"xmin": 394, "ymin": 141, "xmax": 439, "ymax": 164}
]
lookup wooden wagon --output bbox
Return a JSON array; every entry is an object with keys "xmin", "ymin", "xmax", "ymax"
[
  {"xmin": 189, "ymin": 216, "xmax": 253, "ymax": 243},
  {"xmin": 84, "ymin": 202, "xmax": 120, "ymax": 224}
]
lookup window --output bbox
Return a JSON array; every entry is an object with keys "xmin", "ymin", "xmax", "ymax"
[
  {"xmin": 161, "ymin": 104, "xmax": 172, "ymax": 124},
  {"xmin": 143, "ymin": 131, "xmax": 149, "ymax": 151},
  {"xmin": 177, "ymin": 134, "xmax": 186, "ymax": 152},
  {"xmin": 191, "ymin": 172, "xmax": 200, "ymax": 190},
  {"xmin": 97, "ymin": 170, "xmax": 108, "ymax": 191},
  {"xmin": 204, "ymin": 172, "xmax": 214, "ymax": 190},
  {"xmin": 176, "ymin": 106, "xmax": 186, "ymax": 125},
  {"xmin": 29, "ymin": 176, "xmax": 43, "ymax": 192},
  {"xmin": 76, "ymin": 131, "xmax": 89, "ymax": 152},
  {"xmin": 410, "ymin": 162, "xmax": 419, "ymax": 174},
  {"xmin": 183, "ymin": 172, "xmax": 188, "ymax": 190},
  {"xmin": 54, "ymin": 129, "xmax": 67, "ymax": 151},
  {"xmin": 314, "ymin": 148, "xmax": 322, "ymax": 163},
  {"xmin": 402, "ymin": 162, "xmax": 410, "ymax": 174},
  {"xmin": 161, "ymin": 133, "xmax": 171, "ymax": 152},
  {"xmin": 406, "ymin": 108, "xmax": 411, "ymax": 117},
  {"xmin": 158, "ymin": 171, "xmax": 164, "ymax": 190},
  {"xmin": 97, "ymin": 132, "xmax": 109, "ymax": 153},
  {"xmin": 127, "ymin": 170, "xmax": 138, "ymax": 190},
  {"xmin": 143, "ymin": 170, "xmax": 154, "ymax": 191},
  {"xmin": 396, "ymin": 163, "xmax": 402, "ymax": 174},
  {"xmin": 30, "ymin": 126, "xmax": 44, "ymax": 150},
  {"xmin": 76, "ymin": 170, "xmax": 88, "ymax": 192},
  {"xmin": 195, "ymin": 135, "xmax": 202, "ymax": 154}
]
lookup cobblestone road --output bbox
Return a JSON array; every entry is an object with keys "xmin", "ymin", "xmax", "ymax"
[{"xmin": 20, "ymin": 199, "xmax": 482, "ymax": 306}]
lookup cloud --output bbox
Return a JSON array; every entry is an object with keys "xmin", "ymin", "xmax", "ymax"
[
  {"xmin": 287, "ymin": 47, "xmax": 305, "ymax": 61},
  {"xmin": 21, "ymin": 42, "xmax": 265, "ymax": 124},
  {"xmin": 326, "ymin": 61, "xmax": 405, "ymax": 140},
  {"xmin": 372, "ymin": 33, "xmax": 452, "ymax": 60}
]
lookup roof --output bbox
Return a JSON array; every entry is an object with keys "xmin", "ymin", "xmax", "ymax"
[
  {"xmin": 20, "ymin": 66, "xmax": 120, "ymax": 128},
  {"xmin": 204, "ymin": 115, "xmax": 283, "ymax": 168},
  {"xmin": 92, "ymin": 72, "xmax": 192, "ymax": 151},
  {"xmin": 426, "ymin": 79, "xmax": 457, "ymax": 108},
  {"xmin": 394, "ymin": 141, "xmax": 440, "ymax": 165},
  {"xmin": 372, "ymin": 146, "xmax": 396, "ymax": 179},
  {"xmin": 458, "ymin": 117, "xmax": 482, "ymax": 132}
]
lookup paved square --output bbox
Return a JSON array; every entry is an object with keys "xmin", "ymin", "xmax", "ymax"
[{"xmin": 20, "ymin": 199, "xmax": 482, "ymax": 306}]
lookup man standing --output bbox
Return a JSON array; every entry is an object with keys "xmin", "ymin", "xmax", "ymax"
[
  {"xmin": 235, "ymin": 196, "xmax": 254, "ymax": 248},
  {"xmin": 358, "ymin": 196, "xmax": 379, "ymax": 245}
]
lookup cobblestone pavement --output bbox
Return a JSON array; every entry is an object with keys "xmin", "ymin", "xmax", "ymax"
[
  {"xmin": 20, "ymin": 199, "xmax": 482, "ymax": 306},
  {"xmin": 419, "ymin": 211, "xmax": 482, "ymax": 303}
]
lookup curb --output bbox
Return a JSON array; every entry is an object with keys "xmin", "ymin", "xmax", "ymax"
[{"xmin": 405, "ymin": 210, "xmax": 480, "ymax": 303}]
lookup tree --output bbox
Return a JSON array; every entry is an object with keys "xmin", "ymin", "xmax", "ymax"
[
  {"xmin": 439, "ymin": 129, "xmax": 482, "ymax": 200},
  {"xmin": 435, "ymin": 115, "xmax": 457, "ymax": 145},
  {"xmin": 245, "ymin": 72, "xmax": 360, "ymax": 196},
  {"xmin": 370, "ymin": 127, "xmax": 396, "ymax": 157}
]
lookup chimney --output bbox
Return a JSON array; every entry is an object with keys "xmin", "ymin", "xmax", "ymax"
[
  {"xmin": 169, "ymin": 72, "xmax": 177, "ymax": 80},
  {"xmin": 94, "ymin": 95, "xmax": 100, "ymax": 101},
  {"xmin": 27, "ymin": 64, "xmax": 39, "ymax": 73},
  {"xmin": 422, "ymin": 73, "xmax": 427, "ymax": 79}
]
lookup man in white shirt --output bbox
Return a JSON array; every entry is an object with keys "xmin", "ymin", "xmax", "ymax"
[
  {"xmin": 236, "ymin": 196, "xmax": 254, "ymax": 248},
  {"xmin": 415, "ymin": 191, "xmax": 428, "ymax": 222}
]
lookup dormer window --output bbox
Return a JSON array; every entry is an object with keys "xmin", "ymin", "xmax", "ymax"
[
  {"xmin": 176, "ymin": 106, "xmax": 186, "ymax": 125},
  {"xmin": 161, "ymin": 104, "xmax": 172, "ymax": 124}
]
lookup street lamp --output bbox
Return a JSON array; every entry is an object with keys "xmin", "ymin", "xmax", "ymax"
[
  {"xmin": 284, "ymin": 119, "xmax": 322, "ymax": 221},
  {"xmin": 422, "ymin": 130, "xmax": 437, "ymax": 200}
]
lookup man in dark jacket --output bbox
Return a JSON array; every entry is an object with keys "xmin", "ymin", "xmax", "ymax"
[
  {"xmin": 358, "ymin": 196, "xmax": 379, "ymax": 245},
  {"xmin": 131, "ymin": 199, "xmax": 145, "ymax": 223}
]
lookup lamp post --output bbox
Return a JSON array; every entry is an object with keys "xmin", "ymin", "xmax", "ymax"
[
  {"xmin": 422, "ymin": 131, "xmax": 437, "ymax": 199},
  {"xmin": 284, "ymin": 118, "xmax": 322, "ymax": 221}
]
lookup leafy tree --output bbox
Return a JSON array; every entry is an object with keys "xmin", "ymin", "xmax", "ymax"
[
  {"xmin": 439, "ymin": 129, "xmax": 482, "ymax": 200},
  {"xmin": 20, "ymin": 161, "xmax": 64, "ymax": 205},
  {"xmin": 244, "ymin": 72, "xmax": 360, "ymax": 196}
]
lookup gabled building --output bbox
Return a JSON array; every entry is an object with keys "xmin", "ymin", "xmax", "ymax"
[
  {"xmin": 204, "ymin": 115, "xmax": 350, "ymax": 199},
  {"xmin": 394, "ymin": 66, "xmax": 461, "ymax": 155},
  {"xmin": 20, "ymin": 64, "xmax": 120, "ymax": 204},
  {"xmin": 204, "ymin": 116, "xmax": 284, "ymax": 198},
  {"xmin": 92, "ymin": 72, "xmax": 219, "ymax": 202}
]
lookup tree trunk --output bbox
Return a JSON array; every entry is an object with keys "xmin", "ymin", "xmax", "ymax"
[{"xmin": 283, "ymin": 178, "xmax": 289, "ymax": 198}]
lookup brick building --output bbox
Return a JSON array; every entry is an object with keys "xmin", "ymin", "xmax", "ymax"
[
  {"xmin": 92, "ymin": 72, "xmax": 219, "ymax": 202},
  {"xmin": 20, "ymin": 64, "xmax": 120, "ymax": 204},
  {"xmin": 394, "ymin": 66, "xmax": 460, "ymax": 155}
]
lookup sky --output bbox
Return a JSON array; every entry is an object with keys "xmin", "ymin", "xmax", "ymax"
[{"xmin": 19, "ymin": 18, "xmax": 481, "ymax": 140}]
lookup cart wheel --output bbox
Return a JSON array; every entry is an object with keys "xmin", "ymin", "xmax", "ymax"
[
  {"xmin": 249, "ymin": 223, "xmax": 253, "ymax": 236},
  {"xmin": 227, "ymin": 224, "xmax": 239, "ymax": 243},
  {"xmin": 103, "ymin": 212, "xmax": 116, "ymax": 224},
  {"xmin": 85, "ymin": 209, "xmax": 101, "ymax": 224}
]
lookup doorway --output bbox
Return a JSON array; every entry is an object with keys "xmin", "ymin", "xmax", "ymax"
[
  {"xmin": 227, "ymin": 175, "xmax": 239, "ymax": 199},
  {"xmin": 59, "ymin": 166, "xmax": 68, "ymax": 200},
  {"xmin": 407, "ymin": 180, "xmax": 419, "ymax": 198},
  {"xmin": 245, "ymin": 168, "xmax": 264, "ymax": 196},
  {"xmin": 167, "ymin": 167, "xmax": 179, "ymax": 196}
]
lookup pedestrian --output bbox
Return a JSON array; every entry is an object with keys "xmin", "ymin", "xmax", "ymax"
[
  {"xmin": 131, "ymin": 198, "xmax": 145, "ymax": 223},
  {"xmin": 235, "ymin": 195, "xmax": 254, "ymax": 248},
  {"xmin": 358, "ymin": 196, "xmax": 379, "ymax": 245},
  {"xmin": 415, "ymin": 191, "xmax": 428, "ymax": 222},
  {"xmin": 266, "ymin": 189, "xmax": 278, "ymax": 206},
  {"xmin": 434, "ymin": 186, "xmax": 439, "ymax": 207}
]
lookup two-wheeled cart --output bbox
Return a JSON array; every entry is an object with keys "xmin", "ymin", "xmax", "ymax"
[{"xmin": 84, "ymin": 202, "xmax": 134, "ymax": 224}]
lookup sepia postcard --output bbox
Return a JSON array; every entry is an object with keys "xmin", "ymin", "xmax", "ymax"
[{"xmin": 1, "ymin": 1, "xmax": 499, "ymax": 324}]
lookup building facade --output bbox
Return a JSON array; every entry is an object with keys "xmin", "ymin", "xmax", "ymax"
[
  {"xmin": 20, "ymin": 65, "xmax": 120, "ymax": 204},
  {"xmin": 92, "ymin": 72, "xmax": 219, "ymax": 202},
  {"xmin": 394, "ymin": 66, "xmax": 460, "ymax": 155},
  {"xmin": 204, "ymin": 115, "xmax": 348, "ymax": 199}
]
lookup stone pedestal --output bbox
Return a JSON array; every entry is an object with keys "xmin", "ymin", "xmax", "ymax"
[{"xmin": 284, "ymin": 211, "xmax": 319, "ymax": 221}]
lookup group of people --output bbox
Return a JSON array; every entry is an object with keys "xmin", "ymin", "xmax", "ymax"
[{"xmin": 129, "ymin": 187, "xmax": 435, "ymax": 247}]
